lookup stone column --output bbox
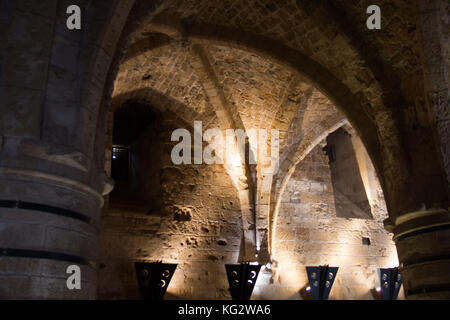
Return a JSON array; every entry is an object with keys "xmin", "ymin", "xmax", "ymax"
[
  {"xmin": 0, "ymin": 137, "xmax": 111, "ymax": 299},
  {"xmin": 385, "ymin": 208, "xmax": 450, "ymax": 299},
  {"xmin": 389, "ymin": 0, "xmax": 450, "ymax": 299},
  {"xmin": 418, "ymin": 0, "xmax": 450, "ymax": 184}
]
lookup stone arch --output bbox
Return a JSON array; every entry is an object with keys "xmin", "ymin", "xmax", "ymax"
[
  {"xmin": 99, "ymin": 96, "xmax": 244, "ymax": 299},
  {"xmin": 110, "ymin": 41, "xmax": 260, "ymax": 259},
  {"xmin": 108, "ymin": 20, "xmax": 415, "ymax": 217},
  {"xmin": 111, "ymin": 27, "xmax": 402, "ymax": 259},
  {"xmin": 269, "ymin": 112, "xmax": 348, "ymax": 254},
  {"xmin": 105, "ymin": 87, "xmax": 213, "ymax": 177},
  {"xmin": 88, "ymin": 0, "xmax": 450, "ymax": 231},
  {"xmin": 111, "ymin": 88, "xmax": 210, "ymax": 123}
]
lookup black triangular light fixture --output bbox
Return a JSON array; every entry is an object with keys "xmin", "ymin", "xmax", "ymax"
[
  {"xmin": 135, "ymin": 261, "xmax": 177, "ymax": 300},
  {"xmin": 379, "ymin": 267, "xmax": 402, "ymax": 300},
  {"xmin": 225, "ymin": 263, "xmax": 261, "ymax": 300},
  {"xmin": 306, "ymin": 265, "xmax": 339, "ymax": 300}
]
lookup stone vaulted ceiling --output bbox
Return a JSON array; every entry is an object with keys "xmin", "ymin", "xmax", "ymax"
[{"xmin": 113, "ymin": 40, "xmax": 341, "ymax": 154}]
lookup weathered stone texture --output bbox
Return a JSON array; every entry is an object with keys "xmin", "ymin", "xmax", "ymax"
[
  {"xmin": 271, "ymin": 144, "xmax": 400, "ymax": 300},
  {"xmin": 1, "ymin": 0, "xmax": 449, "ymax": 300},
  {"xmin": 97, "ymin": 112, "xmax": 243, "ymax": 299}
]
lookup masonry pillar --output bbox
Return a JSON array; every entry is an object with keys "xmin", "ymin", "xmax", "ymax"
[
  {"xmin": 390, "ymin": 0, "xmax": 450, "ymax": 299},
  {"xmin": 385, "ymin": 208, "xmax": 450, "ymax": 299},
  {"xmin": 0, "ymin": 0, "xmax": 124, "ymax": 299},
  {"xmin": 0, "ymin": 136, "xmax": 111, "ymax": 299}
]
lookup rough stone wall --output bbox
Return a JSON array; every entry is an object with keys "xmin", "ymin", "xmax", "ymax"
[
  {"xmin": 268, "ymin": 144, "xmax": 400, "ymax": 300},
  {"xmin": 114, "ymin": 41, "xmax": 210, "ymax": 115},
  {"xmin": 97, "ymin": 111, "xmax": 243, "ymax": 299},
  {"xmin": 206, "ymin": 44, "xmax": 295, "ymax": 131},
  {"xmin": 98, "ymin": 117, "xmax": 398, "ymax": 300},
  {"xmin": 111, "ymin": 38, "xmax": 346, "ymax": 260}
]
